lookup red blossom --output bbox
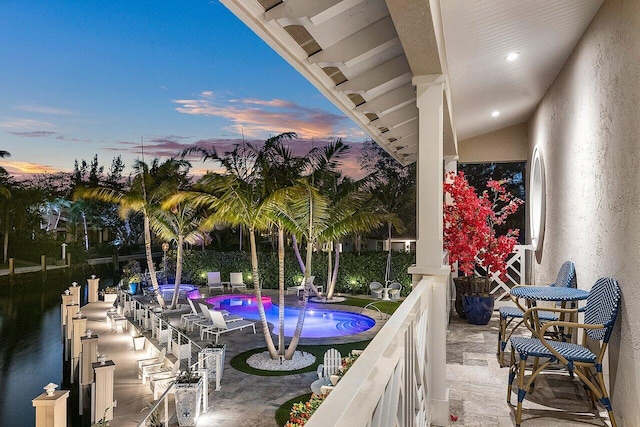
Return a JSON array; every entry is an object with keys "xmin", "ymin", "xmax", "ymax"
[{"xmin": 444, "ymin": 172, "xmax": 523, "ymax": 287}]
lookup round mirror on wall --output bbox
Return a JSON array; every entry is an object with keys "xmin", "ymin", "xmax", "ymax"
[{"xmin": 530, "ymin": 146, "xmax": 545, "ymax": 251}]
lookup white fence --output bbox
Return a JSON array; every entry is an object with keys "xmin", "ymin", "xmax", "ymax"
[
  {"xmin": 306, "ymin": 275, "xmax": 446, "ymax": 427},
  {"xmin": 473, "ymin": 244, "xmax": 533, "ymax": 304}
]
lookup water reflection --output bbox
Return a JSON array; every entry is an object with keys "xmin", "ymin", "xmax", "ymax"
[{"xmin": 0, "ymin": 273, "xmax": 83, "ymax": 426}]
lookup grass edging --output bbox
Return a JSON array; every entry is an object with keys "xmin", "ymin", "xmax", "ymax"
[{"xmin": 230, "ymin": 341, "xmax": 370, "ymax": 376}]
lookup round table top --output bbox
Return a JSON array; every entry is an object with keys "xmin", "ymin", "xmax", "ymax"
[{"xmin": 510, "ymin": 286, "xmax": 589, "ymax": 302}]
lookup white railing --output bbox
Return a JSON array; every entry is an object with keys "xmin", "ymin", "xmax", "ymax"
[
  {"xmin": 117, "ymin": 290, "xmax": 203, "ymax": 368},
  {"xmin": 136, "ymin": 356, "xmax": 215, "ymax": 426},
  {"xmin": 472, "ymin": 244, "xmax": 533, "ymax": 303},
  {"xmin": 306, "ymin": 276, "xmax": 440, "ymax": 427}
]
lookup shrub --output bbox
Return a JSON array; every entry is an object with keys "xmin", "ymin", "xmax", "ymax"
[{"xmin": 177, "ymin": 250, "xmax": 415, "ymax": 295}]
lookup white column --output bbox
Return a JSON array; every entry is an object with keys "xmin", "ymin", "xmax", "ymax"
[
  {"xmin": 92, "ymin": 360, "xmax": 115, "ymax": 423},
  {"xmin": 409, "ymin": 74, "xmax": 450, "ymax": 426},
  {"xmin": 60, "ymin": 294, "xmax": 74, "ymax": 328},
  {"xmin": 71, "ymin": 317, "xmax": 87, "ymax": 383},
  {"xmin": 410, "ymin": 74, "xmax": 448, "ymax": 272},
  {"xmin": 69, "ymin": 284, "xmax": 80, "ymax": 308},
  {"xmin": 87, "ymin": 276, "xmax": 100, "ymax": 303},
  {"xmin": 32, "ymin": 389, "xmax": 69, "ymax": 427},
  {"xmin": 81, "ymin": 335, "xmax": 99, "ymax": 385}
]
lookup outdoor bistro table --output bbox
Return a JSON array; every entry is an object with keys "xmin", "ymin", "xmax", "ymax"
[{"xmin": 510, "ymin": 286, "xmax": 590, "ymax": 340}]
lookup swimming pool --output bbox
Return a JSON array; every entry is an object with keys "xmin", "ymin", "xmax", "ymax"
[
  {"xmin": 206, "ymin": 294, "xmax": 375, "ymax": 338},
  {"xmin": 158, "ymin": 284, "xmax": 202, "ymax": 300}
]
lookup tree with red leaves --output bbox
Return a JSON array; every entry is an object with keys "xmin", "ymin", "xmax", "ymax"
[{"xmin": 444, "ymin": 171, "xmax": 523, "ymax": 295}]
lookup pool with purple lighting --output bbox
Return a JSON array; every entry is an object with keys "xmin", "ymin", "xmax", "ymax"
[
  {"xmin": 206, "ymin": 294, "xmax": 375, "ymax": 338},
  {"xmin": 158, "ymin": 284, "xmax": 201, "ymax": 300}
]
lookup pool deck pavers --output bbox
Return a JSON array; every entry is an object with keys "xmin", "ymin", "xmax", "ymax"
[
  {"xmin": 78, "ymin": 289, "xmax": 385, "ymax": 427},
  {"xmin": 79, "ymin": 290, "xmax": 613, "ymax": 427}
]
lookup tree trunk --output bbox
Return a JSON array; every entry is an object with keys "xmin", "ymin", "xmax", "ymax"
[
  {"xmin": 144, "ymin": 210, "xmax": 166, "ymax": 309},
  {"xmin": 326, "ymin": 243, "xmax": 332, "ymax": 294},
  {"xmin": 171, "ymin": 235, "xmax": 183, "ymax": 309},
  {"xmin": 277, "ymin": 227, "xmax": 285, "ymax": 356},
  {"xmin": 53, "ymin": 207, "xmax": 61, "ymax": 232},
  {"xmin": 249, "ymin": 228, "xmax": 278, "ymax": 359},
  {"xmin": 291, "ymin": 235, "xmax": 305, "ymax": 274},
  {"xmin": 285, "ymin": 238, "xmax": 313, "ymax": 360},
  {"xmin": 82, "ymin": 211, "xmax": 89, "ymax": 250},
  {"xmin": 326, "ymin": 242, "xmax": 340, "ymax": 299},
  {"xmin": 3, "ymin": 210, "xmax": 9, "ymax": 264}
]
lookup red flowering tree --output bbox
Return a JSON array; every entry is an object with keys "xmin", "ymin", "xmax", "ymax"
[{"xmin": 444, "ymin": 171, "xmax": 523, "ymax": 295}]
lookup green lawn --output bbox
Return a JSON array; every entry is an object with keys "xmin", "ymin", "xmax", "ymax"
[{"xmin": 230, "ymin": 340, "xmax": 370, "ymax": 376}]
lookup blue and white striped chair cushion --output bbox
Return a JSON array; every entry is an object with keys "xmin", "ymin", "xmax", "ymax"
[
  {"xmin": 498, "ymin": 306, "xmax": 558, "ymax": 321},
  {"xmin": 510, "ymin": 336, "xmax": 596, "ymax": 363}
]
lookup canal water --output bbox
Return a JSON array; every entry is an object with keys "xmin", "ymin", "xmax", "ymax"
[{"xmin": 0, "ymin": 272, "xmax": 110, "ymax": 426}]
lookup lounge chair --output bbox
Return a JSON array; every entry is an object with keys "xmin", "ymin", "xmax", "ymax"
[
  {"xmin": 137, "ymin": 348, "xmax": 166, "ymax": 383},
  {"xmin": 149, "ymin": 361, "xmax": 180, "ymax": 399},
  {"xmin": 497, "ymin": 260, "xmax": 577, "ymax": 366},
  {"xmin": 507, "ymin": 277, "xmax": 621, "ymax": 426},
  {"xmin": 229, "ymin": 272, "xmax": 247, "ymax": 292},
  {"xmin": 369, "ymin": 281, "xmax": 383, "ymax": 299},
  {"xmin": 202, "ymin": 310, "xmax": 256, "ymax": 344},
  {"xmin": 287, "ymin": 276, "xmax": 317, "ymax": 296},
  {"xmin": 207, "ymin": 272, "xmax": 224, "ymax": 293},
  {"xmin": 181, "ymin": 298, "xmax": 206, "ymax": 330},
  {"xmin": 200, "ymin": 308, "xmax": 243, "ymax": 340}
]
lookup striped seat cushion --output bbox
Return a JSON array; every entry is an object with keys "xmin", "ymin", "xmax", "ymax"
[
  {"xmin": 510, "ymin": 336, "xmax": 596, "ymax": 363},
  {"xmin": 498, "ymin": 306, "xmax": 558, "ymax": 321}
]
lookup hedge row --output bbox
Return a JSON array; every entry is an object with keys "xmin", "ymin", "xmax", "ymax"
[{"xmin": 177, "ymin": 249, "xmax": 416, "ymax": 296}]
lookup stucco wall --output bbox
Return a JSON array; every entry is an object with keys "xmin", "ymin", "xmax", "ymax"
[
  {"xmin": 528, "ymin": 0, "xmax": 640, "ymax": 424},
  {"xmin": 458, "ymin": 123, "xmax": 528, "ymax": 163}
]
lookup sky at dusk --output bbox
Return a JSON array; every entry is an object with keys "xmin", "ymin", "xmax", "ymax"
[{"xmin": 0, "ymin": 0, "xmax": 369, "ymax": 179}]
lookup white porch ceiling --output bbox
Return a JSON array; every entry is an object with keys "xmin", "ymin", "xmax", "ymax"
[
  {"xmin": 220, "ymin": 0, "xmax": 603, "ymax": 164},
  {"xmin": 440, "ymin": 0, "xmax": 603, "ymax": 141}
]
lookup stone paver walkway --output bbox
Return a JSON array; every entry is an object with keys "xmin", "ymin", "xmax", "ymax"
[{"xmin": 81, "ymin": 291, "xmax": 613, "ymax": 427}]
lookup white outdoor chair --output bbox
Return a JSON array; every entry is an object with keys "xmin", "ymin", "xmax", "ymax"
[
  {"xmin": 286, "ymin": 276, "xmax": 317, "ymax": 296},
  {"xmin": 370, "ymin": 282, "xmax": 383, "ymax": 299},
  {"xmin": 200, "ymin": 308, "xmax": 243, "ymax": 340},
  {"xmin": 229, "ymin": 272, "xmax": 247, "ymax": 292},
  {"xmin": 202, "ymin": 310, "xmax": 256, "ymax": 344},
  {"xmin": 388, "ymin": 282, "xmax": 402, "ymax": 300},
  {"xmin": 148, "ymin": 361, "xmax": 180, "ymax": 399},
  {"xmin": 207, "ymin": 272, "xmax": 224, "ymax": 293},
  {"xmin": 181, "ymin": 298, "xmax": 206, "ymax": 330},
  {"xmin": 317, "ymin": 348, "xmax": 342, "ymax": 382},
  {"xmin": 137, "ymin": 348, "xmax": 166, "ymax": 383}
]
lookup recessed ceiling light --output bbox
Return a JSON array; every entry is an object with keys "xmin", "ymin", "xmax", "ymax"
[
  {"xmin": 506, "ymin": 52, "xmax": 520, "ymax": 61},
  {"xmin": 491, "ymin": 111, "xmax": 500, "ymax": 117}
]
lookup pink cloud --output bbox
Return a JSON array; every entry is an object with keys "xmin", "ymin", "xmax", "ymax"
[
  {"xmin": 173, "ymin": 93, "xmax": 363, "ymax": 140},
  {"xmin": 1, "ymin": 160, "xmax": 64, "ymax": 176}
]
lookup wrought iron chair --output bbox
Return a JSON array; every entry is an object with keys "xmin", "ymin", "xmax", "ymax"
[
  {"xmin": 507, "ymin": 277, "xmax": 621, "ymax": 427},
  {"xmin": 497, "ymin": 260, "xmax": 577, "ymax": 366}
]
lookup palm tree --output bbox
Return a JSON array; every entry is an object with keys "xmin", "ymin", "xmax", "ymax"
[
  {"xmin": 271, "ymin": 179, "xmax": 330, "ymax": 359},
  {"xmin": 152, "ymin": 199, "xmax": 207, "ymax": 309},
  {"xmin": 182, "ymin": 172, "xmax": 279, "ymax": 358},
  {"xmin": 0, "ymin": 150, "xmax": 11, "ymax": 199},
  {"xmin": 75, "ymin": 158, "xmax": 190, "ymax": 309},
  {"xmin": 319, "ymin": 180, "xmax": 386, "ymax": 300},
  {"xmin": 181, "ymin": 132, "xmax": 305, "ymax": 359}
]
